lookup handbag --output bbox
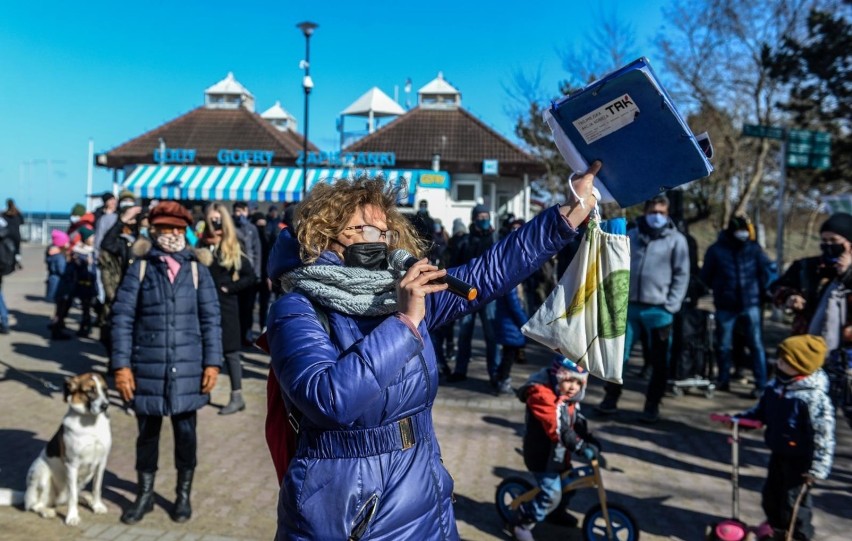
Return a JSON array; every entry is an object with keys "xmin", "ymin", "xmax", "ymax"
[{"xmin": 522, "ymin": 217, "xmax": 630, "ymax": 383}]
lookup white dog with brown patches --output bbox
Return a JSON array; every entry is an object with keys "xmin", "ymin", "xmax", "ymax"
[{"xmin": 23, "ymin": 372, "xmax": 112, "ymax": 525}]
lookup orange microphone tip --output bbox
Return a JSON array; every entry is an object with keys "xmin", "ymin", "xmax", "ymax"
[{"xmin": 467, "ymin": 289, "xmax": 478, "ymax": 301}]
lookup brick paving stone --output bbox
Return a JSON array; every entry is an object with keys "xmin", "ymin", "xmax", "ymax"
[{"xmin": 2, "ymin": 244, "xmax": 850, "ymax": 541}]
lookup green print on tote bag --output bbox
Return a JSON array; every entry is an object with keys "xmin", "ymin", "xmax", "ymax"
[{"xmin": 524, "ymin": 219, "xmax": 630, "ymax": 383}]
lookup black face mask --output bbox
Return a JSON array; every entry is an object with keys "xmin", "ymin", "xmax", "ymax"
[
  {"xmin": 343, "ymin": 242, "xmax": 388, "ymax": 271},
  {"xmin": 821, "ymin": 242, "xmax": 845, "ymax": 264},
  {"xmin": 211, "ymin": 220, "xmax": 223, "ymax": 231}
]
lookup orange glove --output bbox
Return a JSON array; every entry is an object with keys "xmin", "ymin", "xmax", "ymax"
[
  {"xmin": 114, "ymin": 367, "xmax": 135, "ymax": 402},
  {"xmin": 201, "ymin": 366, "xmax": 219, "ymax": 394}
]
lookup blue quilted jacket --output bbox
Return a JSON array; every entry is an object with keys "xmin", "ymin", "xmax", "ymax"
[
  {"xmin": 111, "ymin": 244, "xmax": 223, "ymax": 416},
  {"xmin": 267, "ymin": 205, "xmax": 578, "ymax": 540},
  {"xmin": 700, "ymin": 232, "xmax": 774, "ymax": 312}
]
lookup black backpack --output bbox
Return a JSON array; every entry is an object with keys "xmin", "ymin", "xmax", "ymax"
[{"xmin": 0, "ymin": 217, "xmax": 16, "ymax": 276}]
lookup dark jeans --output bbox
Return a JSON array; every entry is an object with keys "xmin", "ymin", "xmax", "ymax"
[
  {"xmin": 135, "ymin": 411, "xmax": 197, "ymax": 473},
  {"xmin": 430, "ymin": 322, "xmax": 455, "ymax": 372},
  {"xmin": 455, "ymin": 301, "xmax": 500, "ymax": 379},
  {"xmin": 604, "ymin": 303, "xmax": 673, "ymax": 413},
  {"xmin": 715, "ymin": 306, "xmax": 767, "ymax": 389},
  {"xmin": 497, "ymin": 345, "xmax": 523, "ymax": 384},
  {"xmin": 763, "ymin": 453, "xmax": 813, "ymax": 540}
]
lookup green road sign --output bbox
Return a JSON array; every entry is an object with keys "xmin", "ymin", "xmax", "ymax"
[
  {"xmin": 742, "ymin": 124, "xmax": 785, "ymax": 140},
  {"xmin": 786, "ymin": 129, "xmax": 832, "ymax": 169}
]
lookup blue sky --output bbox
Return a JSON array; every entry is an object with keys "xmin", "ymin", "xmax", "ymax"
[{"xmin": 0, "ymin": 0, "xmax": 667, "ymax": 215}]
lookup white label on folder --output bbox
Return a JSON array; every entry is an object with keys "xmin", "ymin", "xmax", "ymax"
[{"xmin": 572, "ymin": 94, "xmax": 639, "ymax": 145}]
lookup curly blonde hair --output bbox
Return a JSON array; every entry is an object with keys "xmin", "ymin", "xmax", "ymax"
[{"xmin": 295, "ymin": 176, "xmax": 425, "ymax": 264}]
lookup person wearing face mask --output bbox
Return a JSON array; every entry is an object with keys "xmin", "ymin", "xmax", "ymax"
[
  {"xmin": 98, "ymin": 201, "xmax": 143, "ymax": 356},
  {"xmin": 409, "ymin": 199, "xmax": 436, "ymax": 245},
  {"xmin": 110, "ymin": 201, "xmax": 222, "ymax": 525},
  {"xmin": 200, "ymin": 204, "xmax": 256, "ymax": 415},
  {"xmin": 700, "ymin": 215, "xmax": 774, "ymax": 396},
  {"xmin": 233, "ymin": 201, "xmax": 262, "ymax": 346},
  {"xmin": 446, "ymin": 203, "xmax": 501, "ymax": 385},
  {"xmin": 769, "ymin": 243, "xmax": 837, "ymax": 337},
  {"xmin": 807, "ymin": 213, "xmax": 852, "ymax": 428},
  {"xmin": 597, "ymin": 194, "xmax": 689, "ymax": 423},
  {"xmin": 264, "ymin": 166, "xmax": 600, "ymax": 540}
]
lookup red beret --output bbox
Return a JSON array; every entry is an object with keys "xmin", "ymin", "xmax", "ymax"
[{"xmin": 149, "ymin": 201, "xmax": 193, "ymax": 228}]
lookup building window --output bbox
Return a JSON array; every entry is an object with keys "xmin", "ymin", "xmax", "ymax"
[{"xmin": 454, "ymin": 180, "xmax": 479, "ymax": 202}]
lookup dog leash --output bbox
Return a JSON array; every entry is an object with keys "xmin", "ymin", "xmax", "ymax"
[{"xmin": 0, "ymin": 359, "xmax": 62, "ymax": 392}]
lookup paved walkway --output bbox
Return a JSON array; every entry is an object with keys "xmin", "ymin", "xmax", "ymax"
[{"xmin": 0, "ymin": 244, "xmax": 849, "ymax": 540}]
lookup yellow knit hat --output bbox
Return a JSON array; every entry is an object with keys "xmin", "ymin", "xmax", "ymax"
[{"xmin": 777, "ymin": 335, "xmax": 827, "ymax": 375}]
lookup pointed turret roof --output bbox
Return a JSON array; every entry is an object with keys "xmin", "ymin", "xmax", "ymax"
[
  {"xmin": 417, "ymin": 72, "xmax": 461, "ymax": 109},
  {"xmin": 341, "ymin": 87, "xmax": 406, "ymax": 117},
  {"xmin": 261, "ymin": 100, "xmax": 296, "ymax": 121},
  {"xmin": 205, "ymin": 72, "xmax": 253, "ymax": 97},
  {"xmin": 418, "ymin": 72, "xmax": 460, "ymax": 96}
]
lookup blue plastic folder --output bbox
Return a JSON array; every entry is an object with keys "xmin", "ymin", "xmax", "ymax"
[{"xmin": 546, "ymin": 57, "xmax": 713, "ymax": 208}]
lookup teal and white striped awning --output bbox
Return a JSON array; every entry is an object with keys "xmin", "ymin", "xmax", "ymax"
[{"xmin": 122, "ymin": 165, "xmax": 422, "ymax": 204}]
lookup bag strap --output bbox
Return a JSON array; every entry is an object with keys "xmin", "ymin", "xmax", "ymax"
[{"xmin": 139, "ymin": 258, "xmax": 198, "ymax": 289}]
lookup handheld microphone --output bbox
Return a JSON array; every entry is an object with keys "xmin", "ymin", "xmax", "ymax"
[{"xmin": 388, "ymin": 249, "xmax": 478, "ymax": 301}]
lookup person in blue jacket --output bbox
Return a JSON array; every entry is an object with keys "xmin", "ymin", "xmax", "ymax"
[
  {"xmin": 111, "ymin": 201, "xmax": 223, "ymax": 525},
  {"xmin": 266, "ymin": 163, "xmax": 600, "ymax": 541},
  {"xmin": 701, "ymin": 215, "xmax": 774, "ymax": 395}
]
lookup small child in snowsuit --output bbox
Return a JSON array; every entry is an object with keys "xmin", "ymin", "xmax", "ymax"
[
  {"xmin": 45, "ymin": 230, "xmax": 69, "ymax": 302},
  {"xmin": 735, "ymin": 334, "xmax": 835, "ymax": 541},
  {"xmin": 50, "ymin": 226, "xmax": 97, "ymax": 339},
  {"xmin": 512, "ymin": 357, "xmax": 602, "ymax": 541}
]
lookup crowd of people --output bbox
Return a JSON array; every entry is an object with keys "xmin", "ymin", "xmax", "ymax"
[{"xmin": 0, "ymin": 174, "xmax": 849, "ymax": 541}]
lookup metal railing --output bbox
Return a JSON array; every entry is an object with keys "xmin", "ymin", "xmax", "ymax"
[{"xmin": 20, "ymin": 219, "xmax": 70, "ymax": 245}]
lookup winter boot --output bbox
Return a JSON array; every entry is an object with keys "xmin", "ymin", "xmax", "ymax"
[
  {"xmin": 170, "ymin": 469, "xmax": 194, "ymax": 522},
  {"xmin": 121, "ymin": 472, "xmax": 155, "ymax": 524},
  {"xmin": 219, "ymin": 390, "xmax": 246, "ymax": 415}
]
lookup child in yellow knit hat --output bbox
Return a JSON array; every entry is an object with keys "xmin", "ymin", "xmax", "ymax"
[{"xmin": 735, "ymin": 334, "xmax": 835, "ymax": 540}]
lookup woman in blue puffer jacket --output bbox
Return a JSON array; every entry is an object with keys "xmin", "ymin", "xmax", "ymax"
[
  {"xmin": 111, "ymin": 201, "xmax": 222, "ymax": 526},
  {"xmin": 266, "ymin": 163, "xmax": 600, "ymax": 540}
]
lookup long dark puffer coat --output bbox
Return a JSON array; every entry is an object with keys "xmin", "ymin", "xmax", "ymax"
[
  {"xmin": 111, "ymin": 242, "xmax": 223, "ymax": 416},
  {"xmin": 267, "ymin": 205, "xmax": 579, "ymax": 540},
  {"xmin": 202, "ymin": 245, "xmax": 256, "ymax": 353}
]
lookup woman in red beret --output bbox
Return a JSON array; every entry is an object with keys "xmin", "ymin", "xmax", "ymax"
[{"xmin": 110, "ymin": 201, "xmax": 223, "ymax": 525}]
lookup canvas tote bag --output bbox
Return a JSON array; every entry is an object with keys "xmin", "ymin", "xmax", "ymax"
[{"xmin": 522, "ymin": 218, "xmax": 630, "ymax": 383}]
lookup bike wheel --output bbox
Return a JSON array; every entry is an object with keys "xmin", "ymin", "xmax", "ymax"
[
  {"xmin": 495, "ymin": 477, "xmax": 534, "ymax": 524},
  {"xmin": 582, "ymin": 502, "xmax": 640, "ymax": 541}
]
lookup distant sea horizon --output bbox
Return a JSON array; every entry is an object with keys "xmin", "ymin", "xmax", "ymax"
[{"xmin": 21, "ymin": 211, "xmax": 71, "ymax": 221}]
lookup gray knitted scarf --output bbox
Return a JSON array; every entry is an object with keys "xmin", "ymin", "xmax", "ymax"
[{"xmin": 281, "ymin": 265, "xmax": 402, "ymax": 316}]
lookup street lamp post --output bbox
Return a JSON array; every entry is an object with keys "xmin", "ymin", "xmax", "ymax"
[{"xmin": 297, "ymin": 21, "xmax": 318, "ymax": 200}]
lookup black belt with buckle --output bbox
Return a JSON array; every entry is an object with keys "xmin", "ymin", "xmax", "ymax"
[{"xmin": 296, "ymin": 410, "xmax": 429, "ymax": 458}]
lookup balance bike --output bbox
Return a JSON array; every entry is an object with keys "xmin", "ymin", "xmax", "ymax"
[{"xmin": 496, "ymin": 458, "xmax": 639, "ymax": 541}]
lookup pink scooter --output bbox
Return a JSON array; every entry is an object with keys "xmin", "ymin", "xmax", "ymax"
[{"xmin": 706, "ymin": 413, "xmax": 772, "ymax": 541}]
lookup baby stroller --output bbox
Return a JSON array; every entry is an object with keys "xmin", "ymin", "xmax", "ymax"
[{"xmin": 668, "ymin": 306, "xmax": 716, "ymax": 398}]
